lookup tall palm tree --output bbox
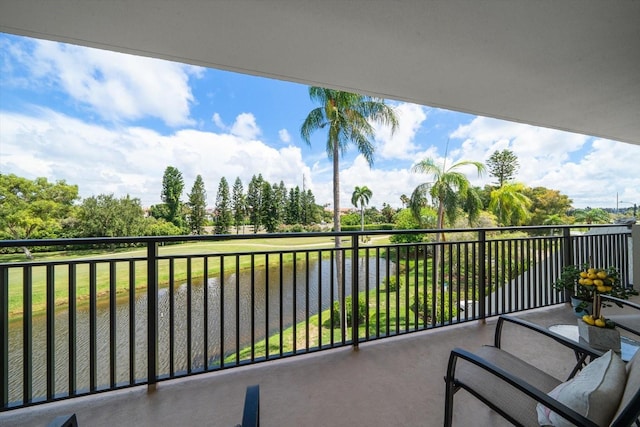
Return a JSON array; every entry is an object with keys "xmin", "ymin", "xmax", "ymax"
[
  {"xmin": 489, "ymin": 182, "xmax": 532, "ymax": 226},
  {"xmin": 409, "ymin": 157, "xmax": 485, "ymax": 238},
  {"xmin": 301, "ymin": 87, "xmax": 398, "ymax": 245},
  {"xmin": 301, "ymin": 87, "xmax": 397, "ymax": 329},
  {"xmin": 351, "ymin": 185, "xmax": 373, "ymax": 234}
]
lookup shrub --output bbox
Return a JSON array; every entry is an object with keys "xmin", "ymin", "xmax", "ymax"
[
  {"xmin": 331, "ymin": 295, "xmax": 367, "ymax": 328},
  {"xmin": 410, "ymin": 292, "xmax": 458, "ymax": 324},
  {"xmin": 383, "ymin": 275, "xmax": 404, "ymax": 292}
]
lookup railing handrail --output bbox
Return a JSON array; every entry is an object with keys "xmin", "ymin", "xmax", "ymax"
[{"xmin": 0, "ymin": 223, "xmax": 631, "ymax": 249}]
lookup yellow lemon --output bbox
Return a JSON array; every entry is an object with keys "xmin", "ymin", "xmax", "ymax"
[
  {"xmin": 587, "ymin": 272, "xmax": 597, "ymax": 279},
  {"xmin": 584, "ymin": 278, "xmax": 594, "ymax": 286},
  {"xmin": 582, "ymin": 315, "xmax": 595, "ymax": 325},
  {"xmin": 597, "ymin": 271, "xmax": 608, "ymax": 279},
  {"xmin": 595, "ymin": 318, "xmax": 606, "ymax": 328},
  {"xmin": 593, "ymin": 279, "xmax": 604, "ymax": 286},
  {"xmin": 605, "ymin": 286, "xmax": 613, "ymax": 292},
  {"xmin": 597, "ymin": 285, "xmax": 607, "ymax": 293},
  {"xmin": 587, "ymin": 268, "xmax": 596, "ymax": 274},
  {"xmin": 580, "ymin": 272, "xmax": 589, "ymax": 278}
]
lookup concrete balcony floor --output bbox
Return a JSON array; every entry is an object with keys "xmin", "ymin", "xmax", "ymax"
[{"xmin": 2, "ymin": 299, "xmax": 639, "ymax": 427}]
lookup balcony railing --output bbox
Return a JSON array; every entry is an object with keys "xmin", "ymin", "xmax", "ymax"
[{"xmin": 0, "ymin": 224, "xmax": 633, "ymax": 411}]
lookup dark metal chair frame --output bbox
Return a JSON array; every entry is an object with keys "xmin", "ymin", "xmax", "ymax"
[{"xmin": 444, "ymin": 315, "xmax": 640, "ymax": 427}]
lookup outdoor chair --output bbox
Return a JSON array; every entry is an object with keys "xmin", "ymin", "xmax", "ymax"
[
  {"xmin": 444, "ymin": 315, "xmax": 640, "ymax": 426},
  {"xmin": 236, "ymin": 384, "xmax": 260, "ymax": 427}
]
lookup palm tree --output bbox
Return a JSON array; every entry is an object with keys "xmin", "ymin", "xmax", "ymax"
[
  {"xmin": 351, "ymin": 185, "xmax": 373, "ymax": 234},
  {"xmin": 409, "ymin": 157, "xmax": 485, "ymax": 239},
  {"xmin": 489, "ymin": 182, "xmax": 532, "ymax": 226},
  {"xmin": 301, "ymin": 88, "xmax": 398, "ymax": 244},
  {"xmin": 301, "ymin": 87, "xmax": 398, "ymax": 329},
  {"xmin": 574, "ymin": 208, "xmax": 610, "ymax": 224}
]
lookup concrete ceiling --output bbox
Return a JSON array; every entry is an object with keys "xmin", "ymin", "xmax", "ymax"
[{"xmin": 1, "ymin": 0, "xmax": 639, "ymax": 145}]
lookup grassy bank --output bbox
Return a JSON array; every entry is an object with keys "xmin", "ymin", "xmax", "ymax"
[{"xmin": 3, "ymin": 235, "xmax": 390, "ymax": 320}]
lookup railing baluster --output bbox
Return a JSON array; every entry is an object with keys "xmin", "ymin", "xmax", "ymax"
[
  {"xmin": 186, "ymin": 257, "xmax": 192, "ymax": 374},
  {"xmin": 128, "ymin": 260, "xmax": 135, "ymax": 385},
  {"xmin": 203, "ymin": 257, "xmax": 208, "ymax": 370},
  {"xmin": 89, "ymin": 262, "xmax": 97, "ymax": 392},
  {"xmin": 147, "ymin": 242, "xmax": 158, "ymax": 387},
  {"xmin": 305, "ymin": 251, "xmax": 310, "ymax": 351},
  {"xmin": 250, "ymin": 254, "xmax": 256, "ymax": 361},
  {"xmin": 1, "ymin": 266, "xmax": 8, "ymax": 408},
  {"xmin": 169, "ymin": 258, "xmax": 175, "ymax": 377},
  {"xmin": 478, "ymin": 230, "xmax": 486, "ymax": 321},
  {"xmin": 351, "ymin": 234, "xmax": 359, "ymax": 348},
  {"xmin": 292, "ymin": 252, "xmax": 297, "ymax": 353},
  {"xmin": 109, "ymin": 262, "xmax": 116, "ymax": 388},
  {"xmin": 46, "ymin": 265, "xmax": 55, "ymax": 400},
  {"xmin": 278, "ymin": 253, "xmax": 283, "ymax": 355},
  {"xmin": 69, "ymin": 264, "xmax": 76, "ymax": 395},
  {"xmin": 23, "ymin": 266, "xmax": 32, "ymax": 404},
  {"xmin": 317, "ymin": 250, "xmax": 322, "ymax": 348}
]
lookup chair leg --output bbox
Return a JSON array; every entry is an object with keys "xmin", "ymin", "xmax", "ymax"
[
  {"xmin": 444, "ymin": 377, "xmax": 455, "ymax": 427},
  {"xmin": 444, "ymin": 353, "xmax": 459, "ymax": 427}
]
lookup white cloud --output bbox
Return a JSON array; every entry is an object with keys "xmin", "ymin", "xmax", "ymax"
[
  {"xmin": 230, "ymin": 113, "xmax": 261, "ymax": 139},
  {"xmin": 9, "ymin": 38, "xmax": 202, "ymax": 126},
  {"xmin": 449, "ymin": 116, "xmax": 640, "ymax": 208},
  {"xmin": 212, "ymin": 113, "xmax": 226, "ymax": 129},
  {"xmin": 0, "ymin": 110, "xmax": 312, "ymax": 207},
  {"xmin": 375, "ymin": 103, "xmax": 427, "ymax": 160},
  {"xmin": 279, "ymin": 129, "xmax": 291, "ymax": 143}
]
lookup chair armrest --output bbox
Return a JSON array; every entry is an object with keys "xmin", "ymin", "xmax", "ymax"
[
  {"xmin": 495, "ymin": 315, "xmax": 602, "ymax": 359},
  {"xmin": 447, "ymin": 348, "xmax": 599, "ymax": 427},
  {"xmin": 599, "ymin": 295, "xmax": 640, "ymax": 336}
]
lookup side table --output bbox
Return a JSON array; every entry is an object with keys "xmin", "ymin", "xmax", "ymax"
[{"xmin": 549, "ymin": 324, "xmax": 640, "ymax": 362}]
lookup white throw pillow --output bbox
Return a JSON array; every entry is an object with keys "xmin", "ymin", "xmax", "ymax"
[{"xmin": 536, "ymin": 349, "xmax": 626, "ymax": 427}]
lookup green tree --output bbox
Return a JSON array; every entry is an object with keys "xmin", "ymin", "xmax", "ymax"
[
  {"xmin": 261, "ymin": 182, "xmax": 280, "ymax": 233},
  {"xmin": 524, "ymin": 186, "xmax": 572, "ymax": 226},
  {"xmin": 187, "ymin": 175, "xmax": 207, "ymax": 235},
  {"xmin": 246, "ymin": 174, "xmax": 264, "ymax": 233},
  {"xmin": 573, "ymin": 208, "xmax": 610, "ymax": 224},
  {"xmin": 409, "ymin": 157, "xmax": 485, "ymax": 237},
  {"xmin": 488, "ymin": 182, "xmax": 532, "ymax": 226},
  {"xmin": 300, "ymin": 87, "xmax": 398, "ymax": 244},
  {"xmin": 287, "ymin": 186, "xmax": 301, "ymax": 225},
  {"xmin": 161, "ymin": 166, "xmax": 185, "ymax": 229},
  {"xmin": 390, "ymin": 207, "xmax": 437, "ymax": 244},
  {"xmin": 77, "ymin": 194, "xmax": 145, "ymax": 237},
  {"xmin": 351, "ymin": 185, "xmax": 372, "ymax": 233},
  {"xmin": 0, "ymin": 174, "xmax": 79, "ymax": 257},
  {"xmin": 380, "ymin": 203, "xmax": 396, "ymax": 223},
  {"xmin": 487, "ymin": 149, "xmax": 519, "ymax": 186},
  {"xmin": 214, "ymin": 177, "xmax": 232, "ymax": 234},
  {"xmin": 232, "ymin": 177, "xmax": 246, "ymax": 234}
]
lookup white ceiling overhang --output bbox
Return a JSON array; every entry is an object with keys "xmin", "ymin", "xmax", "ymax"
[{"xmin": 1, "ymin": 0, "xmax": 639, "ymax": 145}]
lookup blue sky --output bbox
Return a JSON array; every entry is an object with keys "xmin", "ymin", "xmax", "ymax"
[{"xmin": 1, "ymin": 33, "xmax": 639, "ymax": 211}]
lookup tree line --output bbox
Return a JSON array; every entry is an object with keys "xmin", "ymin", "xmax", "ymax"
[{"xmin": 150, "ymin": 167, "xmax": 326, "ymax": 235}]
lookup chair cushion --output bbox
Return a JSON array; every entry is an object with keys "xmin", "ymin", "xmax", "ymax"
[
  {"xmin": 536, "ymin": 349, "xmax": 626, "ymax": 427},
  {"xmin": 611, "ymin": 347, "xmax": 640, "ymax": 422},
  {"xmin": 456, "ymin": 346, "xmax": 562, "ymax": 427}
]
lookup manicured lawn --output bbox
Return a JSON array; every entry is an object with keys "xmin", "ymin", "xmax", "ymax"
[{"xmin": 2, "ymin": 235, "xmax": 391, "ymax": 319}]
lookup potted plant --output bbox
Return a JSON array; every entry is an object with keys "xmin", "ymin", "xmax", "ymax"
[
  {"xmin": 554, "ymin": 264, "xmax": 637, "ymax": 317},
  {"xmin": 553, "ymin": 263, "xmax": 592, "ymax": 316}
]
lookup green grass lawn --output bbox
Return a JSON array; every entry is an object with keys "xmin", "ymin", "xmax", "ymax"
[{"xmin": 3, "ymin": 235, "xmax": 391, "ymax": 319}]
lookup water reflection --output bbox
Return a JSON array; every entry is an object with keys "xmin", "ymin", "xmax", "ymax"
[{"xmin": 7, "ymin": 256, "xmax": 393, "ymax": 403}]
